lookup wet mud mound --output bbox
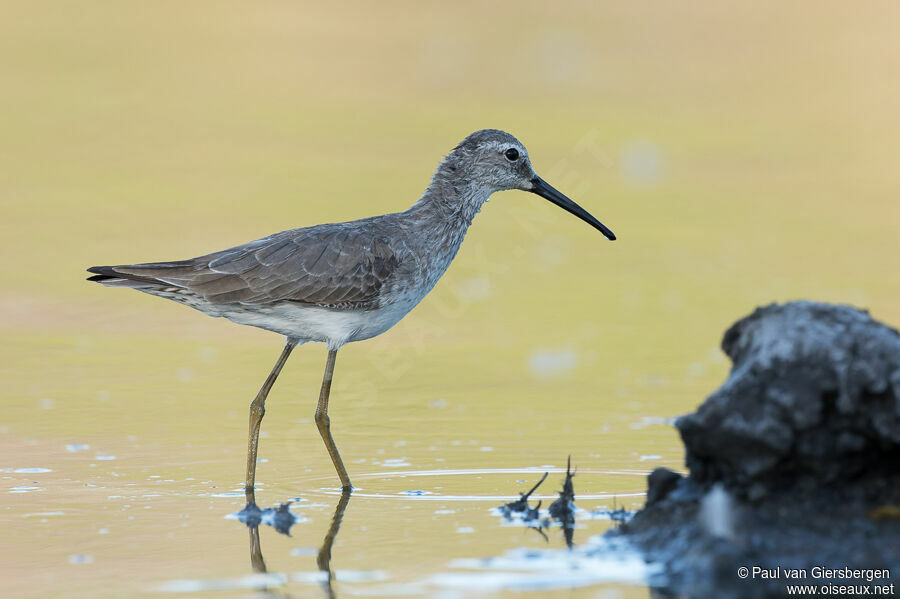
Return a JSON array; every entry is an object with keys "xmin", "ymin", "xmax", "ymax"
[{"xmin": 615, "ymin": 302, "xmax": 900, "ymax": 598}]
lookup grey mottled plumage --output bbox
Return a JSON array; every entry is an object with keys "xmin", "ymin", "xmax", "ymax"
[{"xmin": 88, "ymin": 129, "xmax": 613, "ymax": 349}]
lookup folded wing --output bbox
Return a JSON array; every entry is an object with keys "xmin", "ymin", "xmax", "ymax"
[{"xmin": 87, "ymin": 225, "xmax": 401, "ymax": 310}]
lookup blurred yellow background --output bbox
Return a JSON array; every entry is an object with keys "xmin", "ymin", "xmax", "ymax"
[{"xmin": 2, "ymin": 2, "xmax": 899, "ymax": 598}]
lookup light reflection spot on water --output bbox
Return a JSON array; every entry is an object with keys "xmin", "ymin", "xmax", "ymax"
[
  {"xmin": 529, "ymin": 348, "xmax": 578, "ymax": 378},
  {"xmin": 65, "ymin": 443, "xmax": 90, "ymax": 452},
  {"xmin": 13, "ymin": 467, "xmax": 52, "ymax": 473},
  {"xmin": 68, "ymin": 554, "xmax": 93, "ymax": 565},
  {"xmin": 155, "ymin": 573, "xmax": 288, "ymax": 593},
  {"xmin": 620, "ymin": 139, "xmax": 663, "ymax": 185},
  {"xmin": 436, "ymin": 537, "xmax": 662, "ymax": 591},
  {"xmin": 630, "ymin": 416, "xmax": 675, "ymax": 430}
]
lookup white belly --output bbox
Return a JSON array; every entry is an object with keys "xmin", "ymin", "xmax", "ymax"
[{"xmin": 220, "ymin": 296, "xmax": 420, "ymax": 349}]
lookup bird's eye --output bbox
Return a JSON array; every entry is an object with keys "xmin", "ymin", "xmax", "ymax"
[{"xmin": 504, "ymin": 148, "xmax": 519, "ymax": 161}]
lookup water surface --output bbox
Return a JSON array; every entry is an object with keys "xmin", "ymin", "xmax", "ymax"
[{"xmin": 3, "ymin": 2, "xmax": 900, "ymax": 598}]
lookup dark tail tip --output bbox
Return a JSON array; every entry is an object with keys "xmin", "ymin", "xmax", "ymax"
[{"xmin": 86, "ymin": 265, "xmax": 117, "ymax": 282}]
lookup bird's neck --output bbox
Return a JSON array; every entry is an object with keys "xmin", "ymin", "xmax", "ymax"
[
  {"xmin": 399, "ymin": 163, "xmax": 493, "ymax": 285},
  {"xmin": 405, "ymin": 161, "xmax": 493, "ymax": 234}
]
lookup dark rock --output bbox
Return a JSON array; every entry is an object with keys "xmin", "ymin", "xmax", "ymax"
[
  {"xmin": 678, "ymin": 302, "xmax": 900, "ymax": 496},
  {"xmin": 548, "ymin": 458, "xmax": 577, "ymax": 548},
  {"xmin": 646, "ymin": 467, "xmax": 682, "ymax": 507},
  {"xmin": 498, "ymin": 471, "xmax": 547, "ymax": 523},
  {"xmin": 612, "ymin": 302, "xmax": 900, "ymax": 598},
  {"xmin": 547, "ymin": 456, "xmax": 576, "ymax": 524}
]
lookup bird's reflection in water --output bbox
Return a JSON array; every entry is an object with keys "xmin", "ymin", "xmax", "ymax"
[{"xmin": 238, "ymin": 488, "xmax": 352, "ymax": 599}]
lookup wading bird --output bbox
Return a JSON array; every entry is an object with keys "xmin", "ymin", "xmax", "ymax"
[{"xmin": 88, "ymin": 129, "xmax": 615, "ymax": 492}]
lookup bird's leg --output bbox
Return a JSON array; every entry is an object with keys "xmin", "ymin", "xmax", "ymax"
[
  {"xmin": 245, "ymin": 340, "xmax": 296, "ymax": 496},
  {"xmin": 315, "ymin": 349, "xmax": 352, "ymax": 491}
]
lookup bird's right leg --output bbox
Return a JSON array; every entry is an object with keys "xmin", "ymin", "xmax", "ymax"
[
  {"xmin": 245, "ymin": 339, "xmax": 297, "ymax": 496},
  {"xmin": 314, "ymin": 349, "xmax": 352, "ymax": 491}
]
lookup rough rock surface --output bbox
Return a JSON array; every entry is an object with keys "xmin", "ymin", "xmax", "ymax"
[{"xmin": 613, "ymin": 302, "xmax": 900, "ymax": 598}]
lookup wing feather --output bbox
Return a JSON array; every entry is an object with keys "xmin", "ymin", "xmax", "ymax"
[{"xmin": 100, "ymin": 223, "xmax": 403, "ymax": 309}]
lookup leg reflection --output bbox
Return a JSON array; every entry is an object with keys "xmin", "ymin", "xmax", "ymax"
[
  {"xmin": 238, "ymin": 489, "xmax": 352, "ymax": 599},
  {"xmin": 316, "ymin": 489, "xmax": 352, "ymax": 599},
  {"xmin": 249, "ymin": 524, "xmax": 268, "ymax": 574},
  {"xmin": 243, "ymin": 487, "xmax": 269, "ymax": 574}
]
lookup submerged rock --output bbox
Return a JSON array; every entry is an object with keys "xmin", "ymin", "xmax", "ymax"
[
  {"xmin": 614, "ymin": 302, "xmax": 900, "ymax": 598},
  {"xmin": 496, "ymin": 462, "xmax": 582, "ymax": 547},
  {"xmin": 498, "ymin": 472, "xmax": 547, "ymax": 523},
  {"xmin": 548, "ymin": 457, "xmax": 577, "ymax": 548},
  {"xmin": 547, "ymin": 458, "xmax": 576, "ymax": 521}
]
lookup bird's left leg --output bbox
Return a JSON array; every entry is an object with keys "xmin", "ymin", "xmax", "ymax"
[
  {"xmin": 245, "ymin": 339, "xmax": 296, "ymax": 496},
  {"xmin": 314, "ymin": 349, "xmax": 352, "ymax": 491}
]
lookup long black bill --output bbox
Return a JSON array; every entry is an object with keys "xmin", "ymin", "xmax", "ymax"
[{"xmin": 529, "ymin": 177, "xmax": 616, "ymax": 241}]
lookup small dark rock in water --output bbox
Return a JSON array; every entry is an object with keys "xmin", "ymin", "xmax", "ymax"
[
  {"xmin": 547, "ymin": 456, "xmax": 576, "ymax": 524},
  {"xmin": 605, "ymin": 505, "xmax": 631, "ymax": 525},
  {"xmin": 645, "ymin": 467, "xmax": 682, "ymax": 507},
  {"xmin": 548, "ymin": 457, "xmax": 577, "ymax": 548},
  {"xmin": 236, "ymin": 501, "xmax": 298, "ymax": 536},
  {"xmin": 499, "ymin": 471, "xmax": 547, "ymax": 523},
  {"xmin": 497, "ymin": 463, "xmax": 584, "ymax": 549},
  {"xmin": 612, "ymin": 302, "xmax": 900, "ymax": 599}
]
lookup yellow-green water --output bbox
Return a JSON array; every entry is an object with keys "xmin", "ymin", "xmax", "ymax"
[{"xmin": 2, "ymin": 2, "xmax": 899, "ymax": 598}]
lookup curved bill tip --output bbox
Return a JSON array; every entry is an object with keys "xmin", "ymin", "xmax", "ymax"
[{"xmin": 529, "ymin": 177, "xmax": 616, "ymax": 240}]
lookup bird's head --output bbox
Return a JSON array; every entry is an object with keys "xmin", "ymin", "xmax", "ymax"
[{"xmin": 443, "ymin": 129, "xmax": 615, "ymax": 240}]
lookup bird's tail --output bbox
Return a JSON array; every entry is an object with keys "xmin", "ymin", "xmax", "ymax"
[{"xmin": 86, "ymin": 261, "xmax": 197, "ymax": 289}]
